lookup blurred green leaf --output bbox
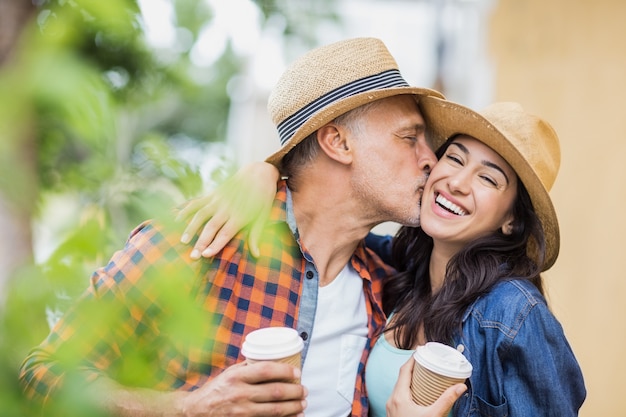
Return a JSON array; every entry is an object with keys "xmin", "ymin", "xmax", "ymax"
[{"xmin": 0, "ymin": 0, "xmax": 342, "ymax": 414}]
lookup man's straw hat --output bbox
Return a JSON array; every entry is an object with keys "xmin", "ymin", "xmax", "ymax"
[
  {"xmin": 265, "ymin": 37, "xmax": 445, "ymax": 166},
  {"xmin": 420, "ymin": 97, "xmax": 561, "ymax": 271}
]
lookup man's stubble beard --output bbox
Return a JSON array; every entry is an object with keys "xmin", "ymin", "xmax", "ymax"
[{"xmin": 351, "ymin": 175, "xmax": 424, "ymax": 228}]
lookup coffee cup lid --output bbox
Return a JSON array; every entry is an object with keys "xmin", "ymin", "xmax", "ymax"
[
  {"xmin": 413, "ymin": 342, "xmax": 473, "ymax": 378},
  {"xmin": 241, "ymin": 327, "xmax": 304, "ymax": 360}
]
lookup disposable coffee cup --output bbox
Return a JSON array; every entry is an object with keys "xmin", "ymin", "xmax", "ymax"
[
  {"xmin": 410, "ymin": 342, "xmax": 473, "ymax": 406},
  {"xmin": 241, "ymin": 327, "xmax": 304, "ymax": 383}
]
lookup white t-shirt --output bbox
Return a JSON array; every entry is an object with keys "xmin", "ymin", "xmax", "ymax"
[{"xmin": 301, "ymin": 263, "xmax": 368, "ymax": 417}]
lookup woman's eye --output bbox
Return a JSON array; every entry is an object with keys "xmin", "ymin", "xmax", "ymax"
[
  {"xmin": 446, "ymin": 154, "xmax": 462, "ymax": 165},
  {"xmin": 480, "ymin": 175, "xmax": 498, "ymax": 186}
]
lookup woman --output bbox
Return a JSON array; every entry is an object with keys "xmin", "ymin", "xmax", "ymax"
[{"xmin": 179, "ymin": 97, "xmax": 586, "ymax": 416}]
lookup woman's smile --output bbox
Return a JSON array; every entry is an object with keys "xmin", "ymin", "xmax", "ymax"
[
  {"xmin": 420, "ymin": 136, "xmax": 517, "ymax": 246},
  {"xmin": 434, "ymin": 192, "xmax": 468, "ymax": 216}
]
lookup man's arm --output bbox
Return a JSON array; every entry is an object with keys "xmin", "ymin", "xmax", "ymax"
[
  {"xmin": 19, "ymin": 289, "xmax": 307, "ymax": 417},
  {"xmin": 19, "ymin": 221, "xmax": 307, "ymax": 417},
  {"xmin": 84, "ymin": 362, "xmax": 307, "ymax": 417}
]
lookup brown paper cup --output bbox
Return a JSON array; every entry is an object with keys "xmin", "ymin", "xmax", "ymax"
[
  {"xmin": 410, "ymin": 342, "xmax": 472, "ymax": 406},
  {"xmin": 245, "ymin": 351, "xmax": 302, "ymax": 383},
  {"xmin": 241, "ymin": 327, "xmax": 304, "ymax": 383}
]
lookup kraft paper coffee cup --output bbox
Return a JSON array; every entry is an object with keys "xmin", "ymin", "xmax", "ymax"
[
  {"xmin": 410, "ymin": 342, "xmax": 473, "ymax": 406},
  {"xmin": 241, "ymin": 327, "xmax": 304, "ymax": 383}
]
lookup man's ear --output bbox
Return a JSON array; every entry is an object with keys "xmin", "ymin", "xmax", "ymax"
[{"xmin": 317, "ymin": 124, "xmax": 352, "ymax": 164}]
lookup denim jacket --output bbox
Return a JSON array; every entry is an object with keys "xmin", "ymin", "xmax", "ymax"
[
  {"xmin": 451, "ymin": 279, "xmax": 586, "ymax": 416},
  {"xmin": 364, "ymin": 233, "xmax": 586, "ymax": 416}
]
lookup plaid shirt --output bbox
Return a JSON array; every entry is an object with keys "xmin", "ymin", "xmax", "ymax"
[{"xmin": 19, "ymin": 181, "xmax": 393, "ymax": 416}]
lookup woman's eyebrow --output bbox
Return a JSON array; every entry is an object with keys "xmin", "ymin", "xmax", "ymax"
[
  {"xmin": 448, "ymin": 141, "xmax": 469, "ymax": 154},
  {"xmin": 482, "ymin": 160, "xmax": 510, "ymax": 184},
  {"xmin": 449, "ymin": 141, "xmax": 510, "ymax": 184}
]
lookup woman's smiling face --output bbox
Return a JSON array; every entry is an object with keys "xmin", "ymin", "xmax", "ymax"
[{"xmin": 419, "ymin": 135, "xmax": 518, "ymax": 251}]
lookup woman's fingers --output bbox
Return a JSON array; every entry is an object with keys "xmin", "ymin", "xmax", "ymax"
[{"xmin": 180, "ymin": 197, "xmax": 217, "ymax": 245}]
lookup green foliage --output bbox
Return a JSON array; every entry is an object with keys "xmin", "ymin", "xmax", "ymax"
[
  {"xmin": 253, "ymin": 0, "xmax": 342, "ymax": 46},
  {"xmin": 0, "ymin": 0, "xmax": 342, "ymax": 415},
  {"xmin": 173, "ymin": 0, "xmax": 214, "ymax": 39}
]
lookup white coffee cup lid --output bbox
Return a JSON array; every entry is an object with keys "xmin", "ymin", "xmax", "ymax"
[
  {"xmin": 241, "ymin": 327, "xmax": 304, "ymax": 360},
  {"xmin": 413, "ymin": 342, "xmax": 473, "ymax": 378}
]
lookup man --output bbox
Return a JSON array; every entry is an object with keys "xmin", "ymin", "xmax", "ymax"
[{"xmin": 19, "ymin": 38, "xmax": 460, "ymax": 417}]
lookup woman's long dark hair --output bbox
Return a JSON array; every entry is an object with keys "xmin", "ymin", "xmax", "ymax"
[{"xmin": 383, "ymin": 139, "xmax": 548, "ymax": 349}]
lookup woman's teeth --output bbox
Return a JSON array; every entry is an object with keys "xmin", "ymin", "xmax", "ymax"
[{"xmin": 435, "ymin": 194, "xmax": 467, "ymax": 216}]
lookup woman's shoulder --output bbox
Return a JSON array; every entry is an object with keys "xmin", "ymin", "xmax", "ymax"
[
  {"xmin": 364, "ymin": 232, "xmax": 395, "ymax": 266},
  {"xmin": 486, "ymin": 279, "xmax": 546, "ymax": 306},
  {"xmin": 466, "ymin": 279, "xmax": 549, "ymax": 329}
]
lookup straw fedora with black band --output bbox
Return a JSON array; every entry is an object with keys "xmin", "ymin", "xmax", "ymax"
[
  {"xmin": 264, "ymin": 37, "xmax": 445, "ymax": 166},
  {"xmin": 420, "ymin": 96, "xmax": 561, "ymax": 271}
]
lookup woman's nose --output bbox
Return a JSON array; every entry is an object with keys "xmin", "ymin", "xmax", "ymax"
[{"xmin": 448, "ymin": 171, "xmax": 471, "ymax": 194}]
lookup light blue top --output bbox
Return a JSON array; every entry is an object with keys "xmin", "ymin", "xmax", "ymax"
[{"xmin": 365, "ymin": 331, "xmax": 414, "ymax": 417}]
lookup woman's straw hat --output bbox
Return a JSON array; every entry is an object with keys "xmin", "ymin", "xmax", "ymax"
[
  {"xmin": 265, "ymin": 37, "xmax": 445, "ymax": 166},
  {"xmin": 420, "ymin": 97, "xmax": 561, "ymax": 271}
]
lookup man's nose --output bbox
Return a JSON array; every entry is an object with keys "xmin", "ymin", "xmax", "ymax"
[{"xmin": 416, "ymin": 142, "xmax": 437, "ymax": 175}]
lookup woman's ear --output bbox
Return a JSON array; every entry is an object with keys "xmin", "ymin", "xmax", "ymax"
[
  {"xmin": 501, "ymin": 218, "xmax": 515, "ymax": 235},
  {"xmin": 317, "ymin": 124, "xmax": 352, "ymax": 164}
]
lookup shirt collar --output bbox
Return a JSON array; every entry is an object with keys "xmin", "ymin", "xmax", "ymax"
[{"xmin": 270, "ymin": 180, "xmax": 382, "ymax": 283}]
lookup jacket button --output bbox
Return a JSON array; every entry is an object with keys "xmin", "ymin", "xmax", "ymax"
[
  {"xmin": 300, "ymin": 332, "xmax": 309, "ymax": 341},
  {"xmin": 306, "ymin": 271, "xmax": 314, "ymax": 279}
]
